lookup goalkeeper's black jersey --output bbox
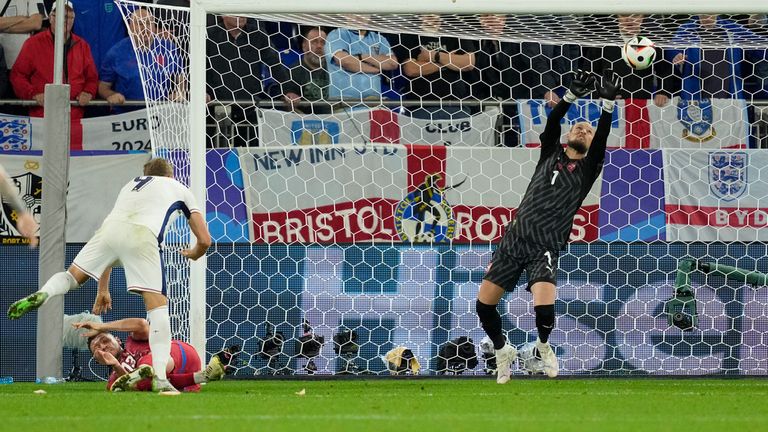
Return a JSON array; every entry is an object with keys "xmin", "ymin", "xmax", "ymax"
[{"xmin": 506, "ymin": 100, "xmax": 612, "ymax": 251}]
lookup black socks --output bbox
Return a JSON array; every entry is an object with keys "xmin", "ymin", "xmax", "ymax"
[
  {"xmin": 534, "ymin": 304, "xmax": 555, "ymax": 343},
  {"xmin": 476, "ymin": 300, "xmax": 506, "ymax": 349}
]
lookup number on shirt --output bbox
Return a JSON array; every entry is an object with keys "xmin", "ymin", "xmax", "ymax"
[
  {"xmin": 551, "ymin": 170, "xmax": 559, "ymax": 185},
  {"xmin": 132, "ymin": 176, "xmax": 154, "ymax": 192}
]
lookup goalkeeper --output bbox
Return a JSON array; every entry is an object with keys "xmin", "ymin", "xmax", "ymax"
[{"xmin": 476, "ymin": 69, "xmax": 619, "ymax": 383}]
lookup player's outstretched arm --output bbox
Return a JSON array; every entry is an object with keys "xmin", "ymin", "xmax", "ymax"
[
  {"xmin": 73, "ymin": 318, "xmax": 150, "ymax": 339},
  {"xmin": 181, "ymin": 212, "xmax": 212, "ymax": 261},
  {"xmin": 588, "ymin": 69, "xmax": 620, "ymax": 165},
  {"xmin": 540, "ymin": 69, "xmax": 596, "ymax": 146}
]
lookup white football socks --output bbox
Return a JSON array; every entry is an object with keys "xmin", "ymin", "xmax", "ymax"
[
  {"xmin": 147, "ymin": 305, "xmax": 172, "ymax": 381},
  {"xmin": 39, "ymin": 271, "xmax": 79, "ymax": 298}
]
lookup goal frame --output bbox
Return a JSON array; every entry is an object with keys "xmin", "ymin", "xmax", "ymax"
[{"xmin": 186, "ymin": 0, "xmax": 763, "ymax": 361}]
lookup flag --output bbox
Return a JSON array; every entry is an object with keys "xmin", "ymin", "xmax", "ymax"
[
  {"xmin": 649, "ymin": 97, "xmax": 748, "ymax": 149},
  {"xmin": 665, "ymin": 149, "xmax": 768, "ymax": 241}
]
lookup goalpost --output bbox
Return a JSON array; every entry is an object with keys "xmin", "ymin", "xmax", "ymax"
[{"xmin": 116, "ymin": 0, "xmax": 768, "ymax": 375}]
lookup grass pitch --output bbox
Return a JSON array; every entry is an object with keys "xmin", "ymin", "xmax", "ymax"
[{"xmin": 1, "ymin": 378, "xmax": 766, "ymax": 432}]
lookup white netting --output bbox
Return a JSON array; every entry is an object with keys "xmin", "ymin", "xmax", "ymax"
[{"xmin": 117, "ymin": 0, "xmax": 768, "ymax": 375}]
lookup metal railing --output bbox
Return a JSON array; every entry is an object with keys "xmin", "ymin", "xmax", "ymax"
[{"xmin": 0, "ymin": 98, "xmax": 766, "ymax": 148}]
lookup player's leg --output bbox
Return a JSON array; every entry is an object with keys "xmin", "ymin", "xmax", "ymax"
[
  {"xmin": 110, "ymin": 364, "xmax": 155, "ymax": 392},
  {"xmin": 142, "ymin": 291, "xmax": 178, "ymax": 394},
  {"xmin": 477, "ymin": 280, "xmax": 518, "ymax": 384},
  {"xmin": 478, "ymin": 247, "xmax": 524, "ymax": 384},
  {"xmin": 527, "ymin": 249, "xmax": 560, "ymax": 378},
  {"xmin": 7, "ymin": 236, "xmax": 107, "ymax": 319},
  {"xmin": 121, "ymin": 225, "xmax": 179, "ymax": 394},
  {"xmin": 162, "ymin": 342, "xmax": 224, "ymax": 391}
]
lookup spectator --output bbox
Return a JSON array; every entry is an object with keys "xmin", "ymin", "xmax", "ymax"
[
  {"xmin": 473, "ymin": 14, "xmax": 578, "ymax": 145},
  {"xmin": 71, "ymin": 0, "xmax": 127, "ymax": 72},
  {"xmin": 0, "ymin": 13, "xmax": 44, "ymax": 70},
  {"xmin": 669, "ymin": 14, "xmax": 768, "ymax": 101},
  {"xmin": 394, "ymin": 14, "xmax": 476, "ymax": 119},
  {"xmin": 278, "ymin": 26, "xmax": 330, "ymax": 114},
  {"xmin": 207, "ymin": 15, "xmax": 299, "ymax": 146},
  {"xmin": 325, "ymin": 15, "xmax": 398, "ymax": 108},
  {"xmin": 99, "ymin": 7, "xmax": 183, "ymax": 113},
  {"xmin": 0, "ymin": 14, "xmax": 44, "ymax": 34},
  {"xmin": 0, "ymin": 45, "xmax": 8, "ymax": 100},
  {"xmin": 10, "ymin": 1, "xmax": 97, "ymax": 121}
]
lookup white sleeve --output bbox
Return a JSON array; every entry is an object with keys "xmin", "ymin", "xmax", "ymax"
[{"xmin": 183, "ymin": 186, "xmax": 201, "ymax": 215}]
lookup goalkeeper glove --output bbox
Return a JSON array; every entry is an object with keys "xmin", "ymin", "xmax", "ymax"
[
  {"xmin": 564, "ymin": 69, "xmax": 596, "ymax": 102},
  {"xmin": 597, "ymin": 69, "xmax": 620, "ymax": 113}
]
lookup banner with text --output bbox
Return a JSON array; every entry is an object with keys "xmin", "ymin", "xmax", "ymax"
[
  {"xmin": 0, "ymin": 152, "xmax": 150, "ymax": 244},
  {"xmin": 665, "ymin": 149, "xmax": 768, "ymax": 241},
  {"xmin": 0, "ymin": 104, "xmax": 187, "ymax": 152},
  {"xmin": 519, "ymin": 97, "xmax": 748, "ymax": 149},
  {"xmin": 240, "ymin": 145, "xmax": 601, "ymax": 244},
  {"xmin": 258, "ymin": 108, "xmax": 498, "ymax": 147}
]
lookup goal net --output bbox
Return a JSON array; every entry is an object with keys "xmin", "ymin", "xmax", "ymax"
[{"xmin": 116, "ymin": 0, "xmax": 768, "ymax": 375}]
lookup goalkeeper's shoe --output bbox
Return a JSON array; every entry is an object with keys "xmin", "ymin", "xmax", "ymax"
[
  {"xmin": 152, "ymin": 378, "xmax": 181, "ymax": 396},
  {"xmin": 536, "ymin": 338, "xmax": 559, "ymax": 378},
  {"xmin": 110, "ymin": 365, "xmax": 154, "ymax": 392},
  {"xmin": 495, "ymin": 344, "xmax": 518, "ymax": 384},
  {"xmin": 7, "ymin": 292, "xmax": 48, "ymax": 320},
  {"xmin": 204, "ymin": 355, "xmax": 226, "ymax": 382}
]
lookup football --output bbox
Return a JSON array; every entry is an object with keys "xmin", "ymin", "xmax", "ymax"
[
  {"xmin": 517, "ymin": 342, "xmax": 547, "ymax": 375},
  {"xmin": 621, "ymin": 36, "xmax": 656, "ymax": 70}
]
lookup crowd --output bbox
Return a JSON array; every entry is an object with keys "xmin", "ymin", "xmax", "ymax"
[{"xmin": 0, "ymin": 2, "xmax": 766, "ymax": 147}]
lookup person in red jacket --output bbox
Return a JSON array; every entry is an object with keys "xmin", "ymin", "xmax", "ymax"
[{"xmin": 9, "ymin": 1, "xmax": 97, "ymax": 121}]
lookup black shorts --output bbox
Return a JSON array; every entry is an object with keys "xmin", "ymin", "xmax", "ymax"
[{"xmin": 483, "ymin": 236, "xmax": 559, "ymax": 292}]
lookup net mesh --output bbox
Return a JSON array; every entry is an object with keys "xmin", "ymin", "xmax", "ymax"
[{"xmin": 116, "ymin": 0, "xmax": 768, "ymax": 375}]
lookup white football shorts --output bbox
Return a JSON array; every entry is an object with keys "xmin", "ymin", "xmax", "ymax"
[{"xmin": 72, "ymin": 220, "xmax": 166, "ymax": 295}]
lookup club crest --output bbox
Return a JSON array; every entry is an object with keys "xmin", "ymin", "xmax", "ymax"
[
  {"xmin": 678, "ymin": 98, "xmax": 716, "ymax": 142},
  {"xmin": 709, "ymin": 151, "xmax": 747, "ymax": 201},
  {"xmin": 291, "ymin": 120, "xmax": 340, "ymax": 145},
  {"xmin": 0, "ymin": 117, "xmax": 31, "ymax": 151},
  {"xmin": 395, "ymin": 173, "xmax": 458, "ymax": 243}
]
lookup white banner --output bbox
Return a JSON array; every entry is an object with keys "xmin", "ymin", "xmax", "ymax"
[
  {"xmin": 258, "ymin": 108, "xmax": 499, "ymax": 147},
  {"xmin": 649, "ymin": 97, "xmax": 748, "ymax": 149},
  {"xmin": 0, "ymin": 105, "xmax": 188, "ymax": 151},
  {"xmin": 258, "ymin": 109, "xmax": 367, "ymax": 146},
  {"xmin": 397, "ymin": 108, "xmax": 499, "ymax": 147},
  {"xmin": 241, "ymin": 145, "xmax": 600, "ymax": 243},
  {"xmin": 664, "ymin": 149, "xmax": 768, "ymax": 241},
  {"xmin": 80, "ymin": 109, "xmax": 154, "ymax": 151},
  {"xmin": 519, "ymin": 99, "xmax": 625, "ymax": 148},
  {"xmin": 0, "ymin": 152, "xmax": 150, "ymax": 243},
  {"xmin": 520, "ymin": 97, "xmax": 748, "ymax": 149}
]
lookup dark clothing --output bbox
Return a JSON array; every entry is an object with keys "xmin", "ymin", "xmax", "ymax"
[
  {"xmin": 484, "ymin": 99, "xmax": 610, "ymax": 290},
  {"xmin": 206, "ymin": 21, "xmax": 298, "ymax": 103},
  {"xmin": 473, "ymin": 41, "xmax": 580, "ymax": 100},
  {"xmin": 507, "ymin": 99, "xmax": 611, "ymax": 250},
  {"xmin": 472, "ymin": 41, "xmax": 580, "ymax": 146},
  {"xmin": 484, "ymin": 239, "xmax": 559, "ymax": 292},
  {"xmin": 279, "ymin": 56, "xmax": 330, "ymax": 114},
  {"xmin": 0, "ymin": 45, "xmax": 8, "ymax": 99},
  {"xmin": 394, "ymin": 34, "xmax": 477, "ymax": 100},
  {"xmin": 584, "ymin": 44, "xmax": 677, "ymax": 100}
]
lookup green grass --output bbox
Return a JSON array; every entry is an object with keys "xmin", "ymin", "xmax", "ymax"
[{"xmin": 1, "ymin": 378, "xmax": 767, "ymax": 432}]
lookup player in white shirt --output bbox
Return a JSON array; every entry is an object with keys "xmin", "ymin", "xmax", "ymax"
[
  {"xmin": 0, "ymin": 162, "xmax": 39, "ymax": 246},
  {"xmin": 7, "ymin": 158, "xmax": 211, "ymax": 395}
]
